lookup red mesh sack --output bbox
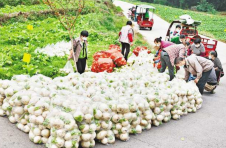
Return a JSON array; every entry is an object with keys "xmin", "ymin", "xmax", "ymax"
[
  {"xmin": 133, "ymin": 46, "xmax": 150, "ymax": 56},
  {"xmin": 104, "ymin": 49, "xmax": 118, "ymax": 57},
  {"xmin": 91, "ymin": 58, "xmax": 115, "ymax": 73},
  {"xmin": 98, "ymin": 58, "xmax": 115, "ymax": 73},
  {"xmin": 109, "ymin": 44, "xmax": 121, "ymax": 52},
  {"xmin": 91, "ymin": 60, "xmax": 99, "ymax": 73},
  {"xmin": 93, "ymin": 51, "xmax": 108, "ymax": 61},
  {"xmin": 107, "ymin": 50, "xmax": 127, "ymax": 67},
  {"xmin": 153, "ymin": 62, "xmax": 161, "ymax": 70},
  {"xmin": 115, "ymin": 57, "xmax": 127, "ymax": 67}
]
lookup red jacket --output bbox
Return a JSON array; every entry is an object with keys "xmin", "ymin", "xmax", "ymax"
[{"xmin": 119, "ymin": 32, "xmax": 133, "ymax": 43}]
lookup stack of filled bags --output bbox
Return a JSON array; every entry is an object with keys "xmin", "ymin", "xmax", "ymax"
[{"xmin": 91, "ymin": 45, "xmax": 127, "ymax": 73}]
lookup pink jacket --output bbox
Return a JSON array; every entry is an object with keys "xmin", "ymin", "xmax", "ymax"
[{"xmin": 160, "ymin": 41, "xmax": 174, "ymax": 49}]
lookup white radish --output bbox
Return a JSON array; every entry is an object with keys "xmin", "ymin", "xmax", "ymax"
[
  {"xmin": 14, "ymin": 107, "xmax": 24, "ymax": 115},
  {"xmin": 94, "ymin": 110, "xmax": 102, "ymax": 119},
  {"xmin": 29, "ymin": 131, "xmax": 35, "ymax": 141},
  {"xmin": 97, "ymin": 131, "xmax": 107, "ymax": 140},
  {"xmin": 101, "ymin": 137, "xmax": 108, "ymax": 145},
  {"xmin": 120, "ymin": 133, "xmax": 129, "ymax": 141},
  {"xmin": 23, "ymin": 125, "xmax": 30, "ymax": 133},
  {"xmin": 21, "ymin": 96, "xmax": 30, "ymax": 105},
  {"xmin": 41, "ymin": 137, "xmax": 48, "ymax": 144},
  {"xmin": 81, "ymin": 141, "xmax": 91, "ymax": 148},
  {"xmin": 81, "ymin": 133, "xmax": 92, "ymax": 141},
  {"xmin": 65, "ymin": 140, "xmax": 73, "ymax": 148},
  {"xmin": 56, "ymin": 137, "xmax": 65, "ymax": 147},
  {"xmin": 41, "ymin": 129, "xmax": 50, "ymax": 138},
  {"xmin": 9, "ymin": 116, "xmax": 16, "ymax": 123},
  {"xmin": 64, "ymin": 132, "xmax": 72, "ymax": 141},
  {"xmin": 33, "ymin": 128, "xmax": 41, "ymax": 136},
  {"xmin": 33, "ymin": 136, "xmax": 41, "ymax": 144}
]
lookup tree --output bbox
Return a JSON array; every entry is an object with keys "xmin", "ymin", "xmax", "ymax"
[
  {"xmin": 43, "ymin": 0, "xmax": 85, "ymax": 55},
  {"xmin": 207, "ymin": 0, "xmax": 226, "ymax": 11}
]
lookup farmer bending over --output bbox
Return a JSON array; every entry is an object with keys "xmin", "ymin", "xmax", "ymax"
[
  {"xmin": 175, "ymin": 55, "xmax": 214, "ymax": 94},
  {"xmin": 154, "ymin": 37, "xmax": 174, "ymax": 64},
  {"xmin": 160, "ymin": 42, "xmax": 189, "ymax": 81},
  {"xmin": 68, "ymin": 30, "xmax": 89, "ymax": 74}
]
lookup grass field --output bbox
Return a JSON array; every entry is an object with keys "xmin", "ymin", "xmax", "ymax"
[{"xmin": 122, "ymin": 0, "xmax": 226, "ymax": 42}]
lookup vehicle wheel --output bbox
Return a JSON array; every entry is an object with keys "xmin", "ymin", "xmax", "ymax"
[
  {"xmin": 149, "ymin": 27, "xmax": 152, "ymax": 31},
  {"xmin": 139, "ymin": 26, "xmax": 142, "ymax": 30}
]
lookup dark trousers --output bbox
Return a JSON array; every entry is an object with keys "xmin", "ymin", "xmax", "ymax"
[
  {"xmin": 197, "ymin": 69, "xmax": 212, "ymax": 94},
  {"xmin": 76, "ymin": 58, "xmax": 86, "ymax": 74},
  {"xmin": 121, "ymin": 42, "xmax": 130, "ymax": 61},
  {"xmin": 215, "ymin": 70, "xmax": 221, "ymax": 82},
  {"xmin": 160, "ymin": 51, "xmax": 174, "ymax": 81}
]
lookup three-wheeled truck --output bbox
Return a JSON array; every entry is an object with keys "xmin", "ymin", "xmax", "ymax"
[
  {"xmin": 137, "ymin": 5, "xmax": 155, "ymax": 30},
  {"xmin": 128, "ymin": 5, "xmax": 155, "ymax": 30},
  {"xmin": 166, "ymin": 19, "xmax": 218, "ymax": 58}
]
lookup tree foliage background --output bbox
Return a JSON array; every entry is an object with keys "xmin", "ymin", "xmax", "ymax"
[{"xmin": 138, "ymin": 0, "xmax": 226, "ymax": 11}]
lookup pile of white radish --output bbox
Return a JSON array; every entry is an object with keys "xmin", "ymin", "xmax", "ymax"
[
  {"xmin": 35, "ymin": 41, "xmax": 71, "ymax": 57},
  {"xmin": 0, "ymin": 51, "xmax": 203, "ymax": 148}
]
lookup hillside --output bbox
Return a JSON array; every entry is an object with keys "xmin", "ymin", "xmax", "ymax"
[{"xmin": 0, "ymin": 0, "xmax": 149, "ymax": 79}]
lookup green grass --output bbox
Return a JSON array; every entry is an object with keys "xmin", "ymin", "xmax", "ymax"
[
  {"xmin": 122, "ymin": 0, "xmax": 226, "ymax": 42},
  {"xmin": 0, "ymin": 1, "xmax": 150, "ymax": 80},
  {"xmin": 0, "ymin": 4, "xmax": 49, "ymax": 14}
]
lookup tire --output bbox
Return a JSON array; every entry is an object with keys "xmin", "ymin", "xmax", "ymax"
[
  {"xmin": 139, "ymin": 26, "xmax": 142, "ymax": 30},
  {"xmin": 149, "ymin": 27, "xmax": 152, "ymax": 31}
]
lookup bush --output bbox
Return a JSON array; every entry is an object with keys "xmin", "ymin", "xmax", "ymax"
[
  {"xmin": 153, "ymin": 0, "xmax": 167, "ymax": 5},
  {"xmin": 196, "ymin": 0, "xmax": 216, "ymax": 13},
  {"xmin": 0, "ymin": 0, "xmax": 40, "ymax": 7}
]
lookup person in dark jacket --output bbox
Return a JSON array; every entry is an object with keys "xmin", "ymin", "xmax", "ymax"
[
  {"xmin": 205, "ymin": 68, "xmax": 217, "ymax": 94},
  {"xmin": 209, "ymin": 51, "xmax": 224, "ymax": 83}
]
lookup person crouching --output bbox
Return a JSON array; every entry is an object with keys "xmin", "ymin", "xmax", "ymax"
[{"xmin": 175, "ymin": 55, "xmax": 215, "ymax": 94}]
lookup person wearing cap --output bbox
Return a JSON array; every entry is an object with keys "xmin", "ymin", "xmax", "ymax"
[
  {"xmin": 190, "ymin": 38, "xmax": 205, "ymax": 57},
  {"xmin": 175, "ymin": 55, "xmax": 215, "ymax": 94},
  {"xmin": 68, "ymin": 30, "xmax": 89, "ymax": 74},
  {"xmin": 119, "ymin": 21, "xmax": 134, "ymax": 61},
  {"xmin": 160, "ymin": 42, "xmax": 189, "ymax": 81}
]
